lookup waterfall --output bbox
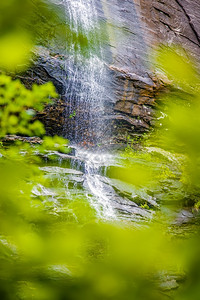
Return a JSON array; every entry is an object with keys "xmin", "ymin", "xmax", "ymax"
[
  {"xmin": 62, "ymin": 0, "xmax": 107, "ymax": 146},
  {"xmin": 58, "ymin": 0, "xmax": 117, "ymax": 219},
  {"xmin": 50, "ymin": 1, "xmax": 151, "ymax": 222}
]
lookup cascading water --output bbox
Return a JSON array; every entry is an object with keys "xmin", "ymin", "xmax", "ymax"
[
  {"xmin": 62, "ymin": 0, "xmax": 107, "ymax": 145},
  {"xmin": 74, "ymin": 148, "xmax": 117, "ymax": 219},
  {"xmin": 59, "ymin": 0, "xmax": 118, "ymax": 219}
]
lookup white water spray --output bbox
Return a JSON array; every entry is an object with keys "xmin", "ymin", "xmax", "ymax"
[
  {"xmin": 74, "ymin": 148, "xmax": 118, "ymax": 220},
  {"xmin": 62, "ymin": 0, "xmax": 107, "ymax": 144}
]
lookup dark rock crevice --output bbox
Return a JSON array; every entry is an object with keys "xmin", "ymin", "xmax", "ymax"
[
  {"xmin": 174, "ymin": 0, "xmax": 200, "ymax": 46},
  {"xmin": 153, "ymin": 6, "xmax": 171, "ymax": 18}
]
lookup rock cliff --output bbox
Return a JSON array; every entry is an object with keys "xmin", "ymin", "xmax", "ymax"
[
  {"xmin": 20, "ymin": 0, "xmax": 200, "ymax": 144},
  {"xmin": 102, "ymin": 0, "xmax": 200, "ymax": 142}
]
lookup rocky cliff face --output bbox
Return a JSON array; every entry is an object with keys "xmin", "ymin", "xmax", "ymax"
[
  {"xmin": 139, "ymin": 0, "xmax": 200, "ymax": 61},
  {"xmin": 102, "ymin": 0, "xmax": 200, "ymax": 142},
  {"xmin": 21, "ymin": 0, "xmax": 200, "ymax": 144}
]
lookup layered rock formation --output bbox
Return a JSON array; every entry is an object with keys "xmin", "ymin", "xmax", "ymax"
[
  {"xmin": 139, "ymin": 0, "xmax": 200, "ymax": 61},
  {"xmin": 18, "ymin": 47, "xmax": 67, "ymax": 137},
  {"xmin": 21, "ymin": 0, "xmax": 200, "ymax": 144},
  {"xmin": 102, "ymin": 0, "xmax": 200, "ymax": 142}
]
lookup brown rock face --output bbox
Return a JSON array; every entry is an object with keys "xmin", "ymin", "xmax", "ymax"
[
  {"xmin": 139, "ymin": 0, "xmax": 200, "ymax": 60},
  {"xmin": 102, "ymin": 0, "xmax": 200, "ymax": 142}
]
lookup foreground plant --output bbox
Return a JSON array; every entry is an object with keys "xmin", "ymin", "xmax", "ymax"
[{"xmin": 0, "ymin": 0, "xmax": 200, "ymax": 298}]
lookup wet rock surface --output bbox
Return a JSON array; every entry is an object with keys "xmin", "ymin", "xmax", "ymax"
[
  {"xmin": 36, "ymin": 148, "xmax": 200, "ymax": 227},
  {"xmin": 2, "ymin": 135, "xmax": 43, "ymax": 145},
  {"xmin": 36, "ymin": 149, "xmax": 154, "ymax": 222}
]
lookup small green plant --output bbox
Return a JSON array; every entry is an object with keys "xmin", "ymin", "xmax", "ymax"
[
  {"xmin": 140, "ymin": 202, "xmax": 150, "ymax": 210},
  {"xmin": 69, "ymin": 110, "xmax": 76, "ymax": 119}
]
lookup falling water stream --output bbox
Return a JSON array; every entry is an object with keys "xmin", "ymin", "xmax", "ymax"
[
  {"xmin": 40, "ymin": 0, "xmax": 152, "ymax": 222},
  {"xmin": 60, "ymin": 0, "xmax": 120, "ymax": 220},
  {"xmin": 72, "ymin": 148, "xmax": 117, "ymax": 219},
  {"xmin": 62, "ymin": 0, "xmax": 107, "ymax": 144}
]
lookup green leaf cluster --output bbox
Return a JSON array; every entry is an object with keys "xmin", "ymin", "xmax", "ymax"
[{"xmin": 0, "ymin": 74, "xmax": 57, "ymax": 137}]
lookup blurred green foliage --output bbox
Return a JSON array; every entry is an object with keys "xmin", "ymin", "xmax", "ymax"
[
  {"xmin": 0, "ymin": 45, "xmax": 199, "ymax": 299},
  {"xmin": 114, "ymin": 46, "xmax": 200, "ymax": 208},
  {"xmin": 0, "ymin": 74, "xmax": 57, "ymax": 137},
  {"xmin": 153, "ymin": 46, "xmax": 200, "ymax": 206},
  {"xmin": 0, "ymin": 0, "xmax": 200, "ymax": 299},
  {"xmin": 99, "ymin": 46, "xmax": 200, "ymax": 300}
]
